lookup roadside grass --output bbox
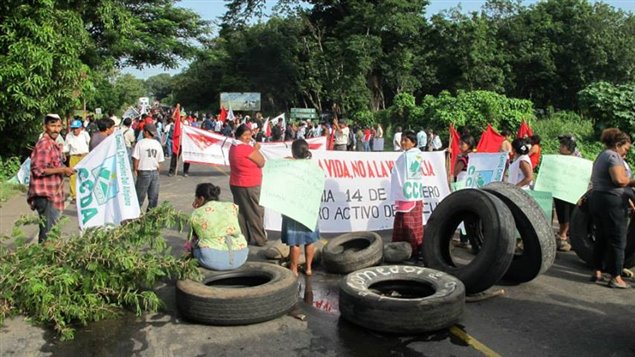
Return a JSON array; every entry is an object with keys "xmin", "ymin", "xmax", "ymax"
[{"xmin": 0, "ymin": 182, "xmax": 26, "ymax": 206}]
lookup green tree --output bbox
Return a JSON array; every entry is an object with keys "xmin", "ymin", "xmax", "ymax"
[{"xmin": 145, "ymin": 74, "xmax": 174, "ymax": 103}]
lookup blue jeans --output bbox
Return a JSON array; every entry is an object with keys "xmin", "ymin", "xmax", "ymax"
[
  {"xmin": 32, "ymin": 197, "xmax": 61, "ymax": 243},
  {"xmin": 193, "ymin": 244, "xmax": 248, "ymax": 270},
  {"xmin": 363, "ymin": 141, "xmax": 370, "ymax": 151},
  {"xmin": 136, "ymin": 170, "xmax": 160, "ymax": 210},
  {"xmin": 166, "ymin": 138, "xmax": 173, "ymax": 158}
]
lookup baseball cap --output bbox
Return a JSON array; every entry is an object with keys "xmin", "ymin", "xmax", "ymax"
[
  {"xmin": 144, "ymin": 123, "xmax": 158, "ymax": 137},
  {"xmin": 70, "ymin": 120, "xmax": 83, "ymax": 128}
]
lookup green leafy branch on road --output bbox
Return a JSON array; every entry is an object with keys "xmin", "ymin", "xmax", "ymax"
[{"xmin": 0, "ymin": 203, "xmax": 200, "ymax": 340}]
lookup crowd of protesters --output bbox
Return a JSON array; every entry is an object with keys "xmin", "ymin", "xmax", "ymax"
[{"xmin": 26, "ymin": 106, "xmax": 635, "ymax": 288}]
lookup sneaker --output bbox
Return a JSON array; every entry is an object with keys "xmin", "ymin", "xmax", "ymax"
[
  {"xmin": 557, "ymin": 239, "xmax": 571, "ymax": 252},
  {"xmin": 168, "ymin": 172, "xmax": 174, "ymax": 177},
  {"xmin": 183, "ymin": 173, "xmax": 189, "ymax": 177}
]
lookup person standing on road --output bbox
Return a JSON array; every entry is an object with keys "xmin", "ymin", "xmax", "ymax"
[
  {"xmin": 229, "ymin": 124, "xmax": 268, "ymax": 246},
  {"xmin": 89, "ymin": 118, "xmax": 115, "ymax": 151},
  {"xmin": 332, "ymin": 118, "xmax": 349, "ymax": 151},
  {"xmin": 390, "ymin": 131, "xmax": 425, "ymax": 260},
  {"xmin": 64, "ymin": 119, "xmax": 90, "ymax": 204},
  {"xmin": 506, "ymin": 138, "xmax": 533, "ymax": 189},
  {"xmin": 281, "ymin": 139, "xmax": 320, "ymax": 277},
  {"xmin": 416, "ymin": 127, "xmax": 427, "ymax": 151},
  {"xmin": 27, "ymin": 114, "xmax": 74, "ymax": 243},
  {"xmin": 553, "ymin": 134, "xmax": 580, "ymax": 252},
  {"xmin": 393, "ymin": 126, "xmax": 403, "ymax": 151},
  {"xmin": 132, "ymin": 123, "xmax": 164, "ymax": 211},
  {"xmin": 589, "ymin": 128, "xmax": 633, "ymax": 289},
  {"xmin": 188, "ymin": 183, "xmax": 249, "ymax": 270},
  {"xmin": 121, "ymin": 117, "xmax": 136, "ymax": 162}
]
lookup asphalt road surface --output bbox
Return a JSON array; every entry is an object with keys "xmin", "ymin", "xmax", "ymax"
[{"xmin": 1, "ymin": 162, "xmax": 634, "ymax": 357}]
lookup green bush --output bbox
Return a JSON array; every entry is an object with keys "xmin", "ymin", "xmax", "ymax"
[
  {"xmin": 419, "ymin": 90, "xmax": 535, "ymax": 134},
  {"xmin": 387, "ymin": 93, "xmax": 423, "ymax": 129},
  {"xmin": 0, "ymin": 157, "xmax": 21, "ymax": 181},
  {"xmin": 0, "ymin": 203, "xmax": 200, "ymax": 340},
  {"xmin": 532, "ymin": 111, "xmax": 604, "ymax": 162},
  {"xmin": 578, "ymin": 82, "xmax": 635, "ymax": 136}
]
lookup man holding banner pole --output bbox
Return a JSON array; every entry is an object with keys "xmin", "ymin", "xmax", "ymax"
[{"xmin": 168, "ymin": 104, "xmax": 190, "ymax": 177}]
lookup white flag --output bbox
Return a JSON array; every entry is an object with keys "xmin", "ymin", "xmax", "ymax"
[
  {"xmin": 227, "ymin": 106, "xmax": 235, "ymax": 121},
  {"xmin": 74, "ymin": 130, "xmax": 140, "ymax": 229},
  {"xmin": 270, "ymin": 113, "xmax": 285, "ymax": 128}
]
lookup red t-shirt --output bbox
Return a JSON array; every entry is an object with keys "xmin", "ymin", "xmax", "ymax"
[
  {"xmin": 529, "ymin": 145, "xmax": 541, "ymax": 169},
  {"xmin": 229, "ymin": 144, "xmax": 262, "ymax": 187}
]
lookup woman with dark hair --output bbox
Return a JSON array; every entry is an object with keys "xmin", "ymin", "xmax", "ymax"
[
  {"xmin": 189, "ymin": 183, "xmax": 249, "ymax": 270},
  {"xmin": 281, "ymin": 139, "xmax": 320, "ymax": 277},
  {"xmin": 390, "ymin": 130, "xmax": 425, "ymax": 259},
  {"xmin": 589, "ymin": 128, "xmax": 633, "ymax": 288},
  {"xmin": 229, "ymin": 124, "xmax": 267, "ymax": 246},
  {"xmin": 553, "ymin": 134, "xmax": 580, "ymax": 252},
  {"xmin": 506, "ymin": 138, "xmax": 533, "ymax": 189},
  {"xmin": 454, "ymin": 134, "xmax": 475, "ymax": 182},
  {"xmin": 528, "ymin": 134, "xmax": 542, "ymax": 170}
]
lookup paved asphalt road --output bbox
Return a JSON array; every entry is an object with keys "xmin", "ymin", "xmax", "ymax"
[{"xmin": 1, "ymin": 161, "xmax": 634, "ymax": 356}]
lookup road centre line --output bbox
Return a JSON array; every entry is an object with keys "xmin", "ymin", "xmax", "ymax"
[{"xmin": 449, "ymin": 326, "xmax": 501, "ymax": 357}]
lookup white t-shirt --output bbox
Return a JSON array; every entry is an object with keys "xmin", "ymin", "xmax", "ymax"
[
  {"xmin": 132, "ymin": 138, "xmax": 165, "ymax": 171},
  {"xmin": 507, "ymin": 154, "xmax": 532, "ymax": 189},
  {"xmin": 64, "ymin": 130, "xmax": 90, "ymax": 155},
  {"xmin": 393, "ymin": 132, "xmax": 402, "ymax": 151},
  {"xmin": 334, "ymin": 127, "xmax": 349, "ymax": 146},
  {"xmin": 122, "ymin": 126, "xmax": 136, "ymax": 149}
]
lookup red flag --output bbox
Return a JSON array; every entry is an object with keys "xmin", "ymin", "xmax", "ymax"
[
  {"xmin": 449, "ymin": 124, "xmax": 461, "ymax": 175},
  {"xmin": 172, "ymin": 104, "xmax": 182, "ymax": 155},
  {"xmin": 517, "ymin": 120, "xmax": 533, "ymax": 139},
  {"xmin": 263, "ymin": 118, "xmax": 271, "ymax": 137},
  {"xmin": 219, "ymin": 106, "xmax": 227, "ymax": 122},
  {"xmin": 476, "ymin": 124, "xmax": 505, "ymax": 153}
]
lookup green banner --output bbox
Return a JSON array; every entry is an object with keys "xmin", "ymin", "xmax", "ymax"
[
  {"xmin": 260, "ymin": 159, "xmax": 325, "ymax": 231},
  {"xmin": 534, "ymin": 155, "xmax": 592, "ymax": 204},
  {"xmin": 527, "ymin": 190, "xmax": 553, "ymax": 221}
]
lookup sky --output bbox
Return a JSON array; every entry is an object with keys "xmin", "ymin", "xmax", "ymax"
[{"xmin": 123, "ymin": 0, "xmax": 635, "ymax": 79}]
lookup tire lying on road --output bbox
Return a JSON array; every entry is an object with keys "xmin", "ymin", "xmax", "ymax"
[
  {"xmin": 176, "ymin": 262, "xmax": 297, "ymax": 325},
  {"xmin": 383, "ymin": 242, "xmax": 413, "ymax": 263},
  {"xmin": 322, "ymin": 232, "xmax": 383, "ymax": 274},
  {"xmin": 423, "ymin": 189, "xmax": 516, "ymax": 294},
  {"xmin": 339, "ymin": 265, "xmax": 465, "ymax": 334},
  {"xmin": 483, "ymin": 182, "xmax": 556, "ymax": 282},
  {"xmin": 569, "ymin": 191, "xmax": 635, "ymax": 268}
]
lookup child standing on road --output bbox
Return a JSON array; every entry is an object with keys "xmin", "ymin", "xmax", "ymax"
[
  {"xmin": 132, "ymin": 123, "xmax": 164, "ymax": 211},
  {"xmin": 282, "ymin": 139, "xmax": 320, "ymax": 277}
]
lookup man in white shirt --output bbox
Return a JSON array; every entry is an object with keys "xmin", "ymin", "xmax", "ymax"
[
  {"xmin": 393, "ymin": 126, "xmax": 403, "ymax": 151},
  {"xmin": 333, "ymin": 118, "xmax": 350, "ymax": 151},
  {"xmin": 64, "ymin": 119, "xmax": 90, "ymax": 203},
  {"xmin": 132, "ymin": 123, "xmax": 165, "ymax": 211},
  {"xmin": 121, "ymin": 118, "xmax": 136, "ymax": 161},
  {"xmin": 416, "ymin": 128, "xmax": 427, "ymax": 151}
]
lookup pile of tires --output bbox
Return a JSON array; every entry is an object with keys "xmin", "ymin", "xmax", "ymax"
[
  {"xmin": 569, "ymin": 190, "xmax": 635, "ymax": 268},
  {"xmin": 339, "ymin": 265, "xmax": 465, "ymax": 333},
  {"xmin": 423, "ymin": 183, "xmax": 556, "ymax": 294},
  {"xmin": 176, "ymin": 262, "xmax": 297, "ymax": 325}
]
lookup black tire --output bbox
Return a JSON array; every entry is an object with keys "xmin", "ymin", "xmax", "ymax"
[
  {"xmin": 483, "ymin": 182, "xmax": 556, "ymax": 282},
  {"xmin": 339, "ymin": 265, "xmax": 465, "ymax": 334},
  {"xmin": 423, "ymin": 189, "xmax": 516, "ymax": 294},
  {"xmin": 384, "ymin": 242, "xmax": 413, "ymax": 263},
  {"xmin": 176, "ymin": 262, "xmax": 297, "ymax": 325},
  {"xmin": 322, "ymin": 232, "xmax": 383, "ymax": 274},
  {"xmin": 569, "ymin": 193, "xmax": 635, "ymax": 268}
]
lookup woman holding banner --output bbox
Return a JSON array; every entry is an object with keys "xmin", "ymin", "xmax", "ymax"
[
  {"xmin": 390, "ymin": 131, "xmax": 425, "ymax": 260},
  {"xmin": 281, "ymin": 139, "xmax": 320, "ymax": 277},
  {"xmin": 188, "ymin": 183, "xmax": 249, "ymax": 270},
  {"xmin": 589, "ymin": 128, "xmax": 633, "ymax": 289},
  {"xmin": 229, "ymin": 124, "xmax": 268, "ymax": 246}
]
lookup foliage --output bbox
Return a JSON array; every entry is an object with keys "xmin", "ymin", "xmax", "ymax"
[
  {"xmin": 387, "ymin": 93, "xmax": 423, "ymax": 129},
  {"xmin": 0, "ymin": 0, "xmax": 209, "ymax": 157},
  {"xmin": 532, "ymin": 111, "xmax": 604, "ymax": 162},
  {"xmin": 350, "ymin": 110, "xmax": 375, "ymax": 128},
  {"xmin": 0, "ymin": 157, "xmax": 22, "ymax": 181},
  {"xmin": 419, "ymin": 90, "xmax": 534, "ymax": 134},
  {"xmin": 145, "ymin": 74, "xmax": 174, "ymax": 103},
  {"xmin": 0, "ymin": 203, "xmax": 200, "ymax": 340},
  {"xmin": 578, "ymin": 82, "xmax": 635, "ymax": 136},
  {"xmin": 0, "ymin": 183, "xmax": 25, "ymax": 206}
]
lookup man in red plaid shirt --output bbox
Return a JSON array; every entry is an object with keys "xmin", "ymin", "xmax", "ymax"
[{"xmin": 27, "ymin": 114, "xmax": 74, "ymax": 242}]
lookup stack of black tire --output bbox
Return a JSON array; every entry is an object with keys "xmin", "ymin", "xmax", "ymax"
[{"xmin": 423, "ymin": 182, "xmax": 557, "ymax": 295}]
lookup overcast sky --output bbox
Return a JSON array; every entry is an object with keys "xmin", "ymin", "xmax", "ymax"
[{"xmin": 123, "ymin": 0, "xmax": 635, "ymax": 79}]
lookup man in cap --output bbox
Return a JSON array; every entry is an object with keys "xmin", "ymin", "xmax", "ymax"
[
  {"xmin": 27, "ymin": 114, "xmax": 74, "ymax": 242},
  {"xmin": 64, "ymin": 119, "xmax": 90, "ymax": 203},
  {"xmin": 132, "ymin": 123, "xmax": 165, "ymax": 211}
]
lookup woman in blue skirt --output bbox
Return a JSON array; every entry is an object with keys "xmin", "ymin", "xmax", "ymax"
[{"xmin": 282, "ymin": 139, "xmax": 320, "ymax": 277}]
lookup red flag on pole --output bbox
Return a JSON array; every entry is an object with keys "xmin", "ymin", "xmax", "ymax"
[
  {"xmin": 476, "ymin": 124, "xmax": 505, "ymax": 153},
  {"xmin": 449, "ymin": 123, "xmax": 461, "ymax": 175},
  {"xmin": 517, "ymin": 120, "xmax": 533, "ymax": 139},
  {"xmin": 263, "ymin": 117, "xmax": 271, "ymax": 137},
  {"xmin": 172, "ymin": 104, "xmax": 182, "ymax": 155},
  {"xmin": 219, "ymin": 106, "xmax": 227, "ymax": 122}
]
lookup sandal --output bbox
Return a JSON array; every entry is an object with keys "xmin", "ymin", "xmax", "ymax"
[
  {"xmin": 622, "ymin": 268, "xmax": 634, "ymax": 279},
  {"xmin": 608, "ymin": 278, "xmax": 631, "ymax": 289}
]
